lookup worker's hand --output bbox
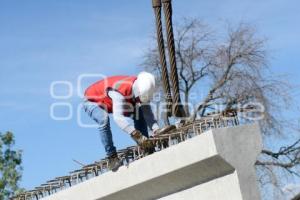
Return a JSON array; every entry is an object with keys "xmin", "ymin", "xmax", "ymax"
[
  {"xmin": 130, "ymin": 130, "xmax": 155, "ymax": 155},
  {"xmin": 130, "ymin": 130, "xmax": 144, "ymax": 140},
  {"xmin": 130, "ymin": 130, "xmax": 153, "ymax": 148}
]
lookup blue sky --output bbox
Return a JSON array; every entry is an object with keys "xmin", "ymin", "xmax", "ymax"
[{"xmin": 0, "ymin": 0, "xmax": 299, "ymax": 190}]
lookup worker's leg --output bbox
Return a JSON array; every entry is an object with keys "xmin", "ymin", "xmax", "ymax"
[
  {"xmin": 83, "ymin": 101, "xmax": 117, "ymax": 156},
  {"xmin": 134, "ymin": 106, "xmax": 149, "ymax": 138}
]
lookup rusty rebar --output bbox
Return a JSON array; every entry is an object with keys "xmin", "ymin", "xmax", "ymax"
[{"xmin": 13, "ymin": 114, "xmax": 241, "ymax": 200}]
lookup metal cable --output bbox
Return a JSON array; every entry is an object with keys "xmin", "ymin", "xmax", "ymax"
[
  {"xmin": 162, "ymin": 0, "xmax": 186, "ymax": 118},
  {"xmin": 152, "ymin": 0, "xmax": 172, "ymax": 117}
]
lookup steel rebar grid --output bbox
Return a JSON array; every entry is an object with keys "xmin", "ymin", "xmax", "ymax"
[{"xmin": 12, "ymin": 115, "xmax": 241, "ymax": 200}]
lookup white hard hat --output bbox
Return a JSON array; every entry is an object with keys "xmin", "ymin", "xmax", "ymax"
[{"xmin": 134, "ymin": 72, "xmax": 156, "ymax": 103}]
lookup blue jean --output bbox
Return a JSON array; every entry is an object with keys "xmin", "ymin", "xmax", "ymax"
[{"xmin": 83, "ymin": 100, "xmax": 149, "ymax": 157}]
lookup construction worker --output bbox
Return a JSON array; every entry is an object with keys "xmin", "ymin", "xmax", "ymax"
[{"xmin": 83, "ymin": 72, "xmax": 160, "ymax": 171}]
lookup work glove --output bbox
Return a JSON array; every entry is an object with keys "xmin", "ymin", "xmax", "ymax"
[{"xmin": 130, "ymin": 130, "xmax": 154, "ymax": 149}]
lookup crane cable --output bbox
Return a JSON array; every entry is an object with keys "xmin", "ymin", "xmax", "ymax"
[
  {"xmin": 152, "ymin": 0, "xmax": 187, "ymax": 118},
  {"xmin": 152, "ymin": 0, "xmax": 173, "ymax": 117},
  {"xmin": 162, "ymin": 0, "xmax": 186, "ymax": 118}
]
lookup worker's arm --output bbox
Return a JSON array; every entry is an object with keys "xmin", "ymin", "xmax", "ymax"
[
  {"xmin": 108, "ymin": 90, "xmax": 135, "ymax": 134},
  {"xmin": 140, "ymin": 104, "xmax": 159, "ymax": 132}
]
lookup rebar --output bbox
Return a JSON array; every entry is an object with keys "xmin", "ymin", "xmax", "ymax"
[{"xmin": 12, "ymin": 114, "xmax": 243, "ymax": 200}]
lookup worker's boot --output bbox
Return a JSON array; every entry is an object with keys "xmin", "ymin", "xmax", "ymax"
[
  {"xmin": 131, "ymin": 130, "xmax": 155, "ymax": 154},
  {"xmin": 108, "ymin": 153, "xmax": 123, "ymax": 172}
]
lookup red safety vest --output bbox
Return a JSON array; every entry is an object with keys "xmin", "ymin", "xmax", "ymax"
[{"xmin": 84, "ymin": 75, "xmax": 137, "ymax": 113}]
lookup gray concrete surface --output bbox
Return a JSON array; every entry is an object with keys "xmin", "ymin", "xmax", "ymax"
[{"xmin": 42, "ymin": 123, "xmax": 262, "ymax": 200}]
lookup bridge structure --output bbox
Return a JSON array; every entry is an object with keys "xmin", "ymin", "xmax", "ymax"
[{"xmin": 12, "ymin": 115, "xmax": 262, "ymax": 200}]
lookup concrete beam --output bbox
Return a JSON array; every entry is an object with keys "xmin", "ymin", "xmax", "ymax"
[{"xmin": 42, "ymin": 124, "xmax": 262, "ymax": 200}]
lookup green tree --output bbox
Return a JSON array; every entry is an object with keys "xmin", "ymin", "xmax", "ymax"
[{"xmin": 0, "ymin": 132, "xmax": 23, "ymax": 200}]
